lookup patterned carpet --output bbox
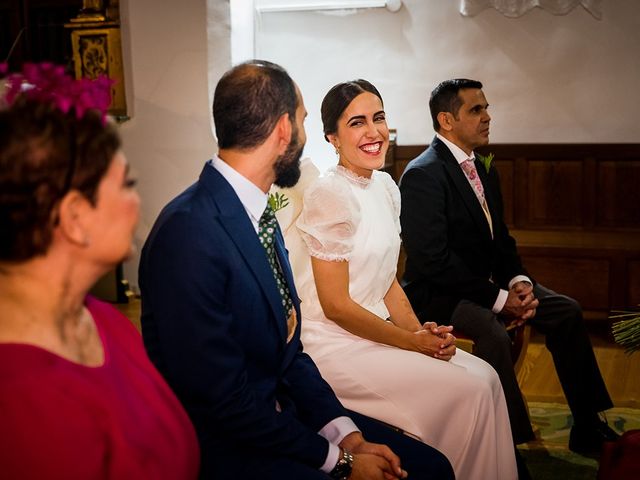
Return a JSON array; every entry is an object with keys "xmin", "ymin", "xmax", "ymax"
[{"xmin": 519, "ymin": 402, "xmax": 640, "ymax": 479}]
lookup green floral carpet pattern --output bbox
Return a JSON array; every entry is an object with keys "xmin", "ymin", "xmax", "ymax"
[{"xmin": 519, "ymin": 402, "xmax": 640, "ymax": 479}]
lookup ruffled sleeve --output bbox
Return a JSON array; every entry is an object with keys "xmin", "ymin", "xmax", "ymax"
[
  {"xmin": 296, "ymin": 175, "xmax": 360, "ymax": 262},
  {"xmin": 377, "ymin": 171, "xmax": 401, "ymax": 234}
]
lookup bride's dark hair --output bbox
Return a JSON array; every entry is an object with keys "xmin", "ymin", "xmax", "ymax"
[{"xmin": 320, "ymin": 79, "xmax": 383, "ymax": 141}]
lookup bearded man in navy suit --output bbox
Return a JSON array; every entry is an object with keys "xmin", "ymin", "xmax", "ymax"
[
  {"xmin": 399, "ymin": 79, "xmax": 618, "ymax": 461},
  {"xmin": 139, "ymin": 60, "xmax": 453, "ymax": 480}
]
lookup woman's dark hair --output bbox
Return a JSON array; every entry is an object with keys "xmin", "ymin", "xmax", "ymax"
[
  {"xmin": 320, "ymin": 79, "xmax": 383, "ymax": 141},
  {"xmin": 213, "ymin": 60, "xmax": 297, "ymax": 150},
  {"xmin": 0, "ymin": 97, "xmax": 121, "ymax": 261},
  {"xmin": 429, "ymin": 79, "xmax": 483, "ymax": 132}
]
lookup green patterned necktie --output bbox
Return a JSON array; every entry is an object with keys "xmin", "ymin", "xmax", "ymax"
[{"xmin": 258, "ymin": 203, "xmax": 293, "ymax": 318}]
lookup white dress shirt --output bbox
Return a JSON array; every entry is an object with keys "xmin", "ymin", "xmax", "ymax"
[{"xmin": 210, "ymin": 156, "xmax": 358, "ymax": 472}]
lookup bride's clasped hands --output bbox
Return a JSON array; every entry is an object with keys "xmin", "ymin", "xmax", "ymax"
[{"xmin": 410, "ymin": 322, "xmax": 456, "ymax": 360}]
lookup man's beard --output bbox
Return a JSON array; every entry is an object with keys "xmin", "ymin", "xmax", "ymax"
[{"xmin": 273, "ymin": 124, "xmax": 304, "ymax": 188}]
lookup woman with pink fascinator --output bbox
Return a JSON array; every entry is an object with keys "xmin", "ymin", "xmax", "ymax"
[{"xmin": 0, "ymin": 64, "xmax": 199, "ymax": 479}]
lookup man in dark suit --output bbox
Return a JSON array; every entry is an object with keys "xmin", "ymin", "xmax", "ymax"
[
  {"xmin": 139, "ymin": 60, "xmax": 453, "ymax": 480},
  {"xmin": 399, "ymin": 78, "xmax": 618, "ymax": 455}
]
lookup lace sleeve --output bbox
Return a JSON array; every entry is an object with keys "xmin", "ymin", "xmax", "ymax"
[
  {"xmin": 296, "ymin": 175, "xmax": 360, "ymax": 262},
  {"xmin": 377, "ymin": 171, "xmax": 401, "ymax": 234}
]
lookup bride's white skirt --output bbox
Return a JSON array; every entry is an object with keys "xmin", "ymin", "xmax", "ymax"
[{"xmin": 303, "ymin": 324, "xmax": 517, "ymax": 480}]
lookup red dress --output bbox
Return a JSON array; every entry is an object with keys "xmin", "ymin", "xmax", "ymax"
[{"xmin": 0, "ymin": 296, "xmax": 200, "ymax": 479}]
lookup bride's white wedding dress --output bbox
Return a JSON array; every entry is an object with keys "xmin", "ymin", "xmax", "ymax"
[{"xmin": 277, "ymin": 161, "xmax": 517, "ymax": 480}]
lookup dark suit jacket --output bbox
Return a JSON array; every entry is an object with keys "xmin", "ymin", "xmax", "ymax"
[
  {"xmin": 139, "ymin": 164, "xmax": 348, "ymax": 477},
  {"xmin": 399, "ymin": 136, "xmax": 530, "ymax": 321}
]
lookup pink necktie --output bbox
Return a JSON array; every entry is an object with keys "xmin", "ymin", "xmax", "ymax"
[{"xmin": 461, "ymin": 159, "xmax": 485, "ymax": 203}]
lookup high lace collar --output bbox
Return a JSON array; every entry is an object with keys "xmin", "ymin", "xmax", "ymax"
[{"xmin": 331, "ymin": 165, "xmax": 374, "ymax": 188}]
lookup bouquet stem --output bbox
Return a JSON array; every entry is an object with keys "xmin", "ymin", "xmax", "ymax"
[{"xmin": 610, "ymin": 309, "xmax": 640, "ymax": 355}]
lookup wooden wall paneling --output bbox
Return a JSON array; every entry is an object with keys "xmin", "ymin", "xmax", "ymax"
[
  {"xmin": 513, "ymin": 157, "xmax": 528, "ymax": 229},
  {"xmin": 494, "ymin": 159, "xmax": 515, "ymax": 227},
  {"xmin": 609, "ymin": 252, "xmax": 630, "ymax": 311},
  {"xmin": 393, "ymin": 160, "xmax": 409, "ymax": 182},
  {"xmin": 526, "ymin": 159, "xmax": 585, "ymax": 228},
  {"xmin": 387, "ymin": 145, "xmax": 424, "ymax": 182},
  {"xmin": 596, "ymin": 160, "xmax": 640, "ymax": 230},
  {"xmin": 520, "ymin": 251, "xmax": 610, "ymax": 314},
  {"xmin": 627, "ymin": 260, "xmax": 640, "ymax": 308},
  {"xmin": 583, "ymin": 157, "xmax": 597, "ymax": 229}
]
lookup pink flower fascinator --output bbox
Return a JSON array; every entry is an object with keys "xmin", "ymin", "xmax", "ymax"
[{"xmin": 0, "ymin": 62, "xmax": 114, "ymax": 121}]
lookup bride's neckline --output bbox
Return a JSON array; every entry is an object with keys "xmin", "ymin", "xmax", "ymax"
[{"xmin": 332, "ymin": 165, "xmax": 374, "ymax": 187}]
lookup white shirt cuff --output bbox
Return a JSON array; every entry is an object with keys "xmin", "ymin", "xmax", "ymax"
[
  {"xmin": 492, "ymin": 288, "xmax": 509, "ymax": 314},
  {"xmin": 321, "ymin": 443, "xmax": 341, "ymax": 474},
  {"xmin": 495, "ymin": 276, "xmax": 532, "ymax": 313},
  {"xmin": 508, "ymin": 275, "xmax": 532, "ymax": 289},
  {"xmin": 318, "ymin": 416, "xmax": 359, "ymax": 473}
]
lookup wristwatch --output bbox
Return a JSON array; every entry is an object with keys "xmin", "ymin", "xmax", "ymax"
[{"xmin": 329, "ymin": 448, "xmax": 354, "ymax": 480}]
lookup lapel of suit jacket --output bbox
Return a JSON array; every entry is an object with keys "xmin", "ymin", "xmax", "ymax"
[
  {"xmin": 433, "ymin": 138, "xmax": 493, "ymax": 239},
  {"xmin": 199, "ymin": 165, "xmax": 288, "ymax": 343}
]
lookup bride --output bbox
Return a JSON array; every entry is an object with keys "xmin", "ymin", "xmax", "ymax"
[{"xmin": 278, "ymin": 79, "xmax": 518, "ymax": 480}]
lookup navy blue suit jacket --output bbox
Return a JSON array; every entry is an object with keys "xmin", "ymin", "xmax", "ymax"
[
  {"xmin": 139, "ymin": 164, "xmax": 347, "ymax": 476},
  {"xmin": 399, "ymin": 136, "xmax": 530, "ymax": 321}
]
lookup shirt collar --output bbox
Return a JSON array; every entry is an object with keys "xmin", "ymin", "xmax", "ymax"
[
  {"xmin": 436, "ymin": 133, "xmax": 475, "ymax": 165},
  {"xmin": 209, "ymin": 155, "xmax": 268, "ymax": 226}
]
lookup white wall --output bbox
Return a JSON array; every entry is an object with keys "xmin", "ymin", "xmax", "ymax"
[
  {"xmin": 118, "ymin": 0, "xmax": 229, "ymax": 289},
  {"xmin": 254, "ymin": 0, "xmax": 640, "ymax": 171},
  {"xmin": 118, "ymin": 0, "xmax": 639, "ymax": 289}
]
